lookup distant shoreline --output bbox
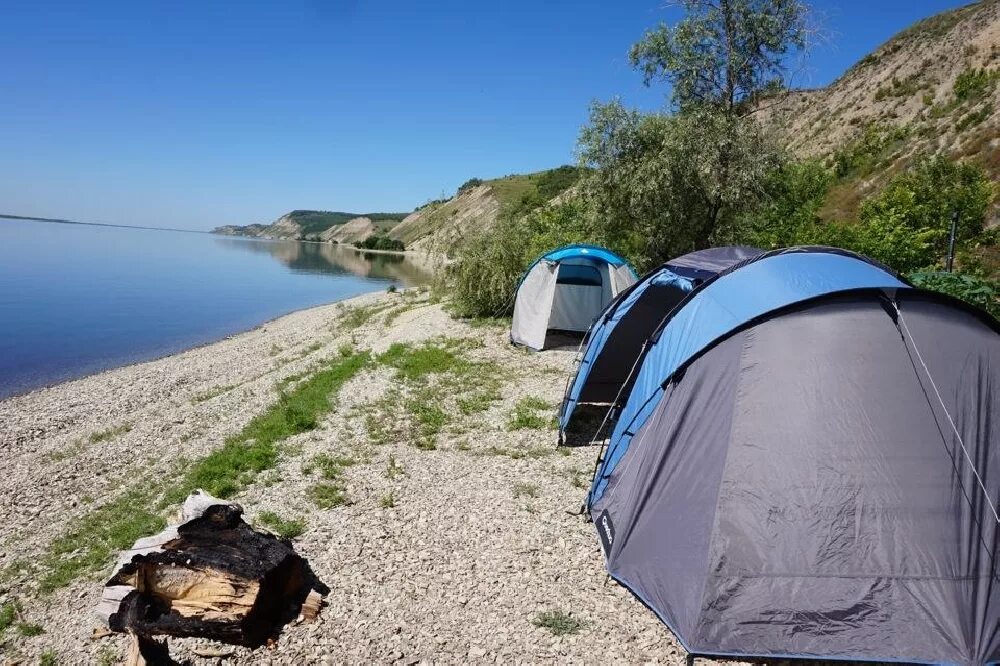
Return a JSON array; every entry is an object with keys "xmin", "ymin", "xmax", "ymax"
[{"xmin": 0, "ymin": 213, "xmax": 205, "ymax": 235}]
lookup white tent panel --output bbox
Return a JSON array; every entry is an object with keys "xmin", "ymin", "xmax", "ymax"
[
  {"xmin": 510, "ymin": 260, "xmax": 558, "ymax": 350},
  {"xmin": 611, "ymin": 263, "xmax": 638, "ymax": 294}
]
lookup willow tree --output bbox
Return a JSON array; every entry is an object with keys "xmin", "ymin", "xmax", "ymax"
[
  {"xmin": 630, "ymin": 0, "xmax": 808, "ymax": 112},
  {"xmin": 580, "ymin": 0, "xmax": 809, "ymax": 267}
]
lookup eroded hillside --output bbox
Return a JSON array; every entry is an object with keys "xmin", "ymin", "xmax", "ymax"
[{"xmin": 761, "ymin": 0, "xmax": 1000, "ymax": 219}]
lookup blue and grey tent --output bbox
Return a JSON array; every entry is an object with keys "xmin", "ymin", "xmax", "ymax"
[
  {"xmin": 510, "ymin": 244, "xmax": 636, "ymax": 351},
  {"xmin": 589, "ymin": 247, "xmax": 1000, "ymax": 664},
  {"xmin": 558, "ymin": 246, "xmax": 762, "ymax": 438}
]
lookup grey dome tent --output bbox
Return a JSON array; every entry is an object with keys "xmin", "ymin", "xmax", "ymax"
[
  {"xmin": 510, "ymin": 244, "xmax": 636, "ymax": 351},
  {"xmin": 589, "ymin": 247, "xmax": 1000, "ymax": 664},
  {"xmin": 558, "ymin": 246, "xmax": 762, "ymax": 439}
]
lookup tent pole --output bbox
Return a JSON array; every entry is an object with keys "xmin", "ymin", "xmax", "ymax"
[{"xmin": 946, "ymin": 209, "xmax": 958, "ymax": 273}]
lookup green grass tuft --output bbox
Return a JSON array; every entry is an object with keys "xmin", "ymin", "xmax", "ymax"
[
  {"xmin": 385, "ymin": 454, "xmax": 405, "ymax": 479},
  {"xmin": 302, "ymin": 453, "xmax": 355, "ymax": 479},
  {"xmin": 309, "ymin": 482, "xmax": 348, "ymax": 509},
  {"xmin": 88, "ymin": 423, "xmax": 132, "ymax": 443},
  {"xmin": 256, "ymin": 511, "xmax": 306, "ymax": 539},
  {"xmin": 379, "ymin": 492, "xmax": 396, "ymax": 508},
  {"xmin": 17, "ymin": 622, "xmax": 45, "ymax": 637},
  {"xmin": 377, "ymin": 340, "xmax": 467, "ymax": 381},
  {"xmin": 532, "ymin": 610, "xmax": 585, "ymax": 636},
  {"xmin": 191, "ymin": 384, "xmax": 236, "ymax": 404},
  {"xmin": 0, "ymin": 601, "xmax": 17, "ymax": 633},
  {"xmin": 507, "ymin": 396, "xmax": 552, "ymax": 430}
]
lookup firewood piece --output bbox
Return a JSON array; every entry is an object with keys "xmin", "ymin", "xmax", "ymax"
[
  {"xmin": 300, "ymin": 589, "xmax": 323, "ymax": 622},
  {"xmin": 101, "ymin": 491, "xmax": 328, "ymax": 649}
]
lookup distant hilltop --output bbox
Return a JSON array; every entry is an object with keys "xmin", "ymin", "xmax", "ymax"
[{"xmin": 211, "ymin": 166, "xmax": 584, "ymax": 256}]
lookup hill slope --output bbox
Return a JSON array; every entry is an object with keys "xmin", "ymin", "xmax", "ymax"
[
  {"xmin": 389, "ymin": 167, "xmax": 584, "ymax": 256},
  {"xmin": 213, "ymin": 210, "xmax": 408, "ymax": 241},
  {"xmin": 212, "ymin": 166, "xmax": 582, "ymax": 257},
  {"xmin": 761, "ymin": 0, "xmax": 1000, "ymax": 220}
]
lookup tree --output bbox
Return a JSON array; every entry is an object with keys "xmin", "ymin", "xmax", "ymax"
[
  {"xmin": 630, "ymin": 0, "xmax": 809, "ymax": 113},
  {"xmin": 578, "ymin": 100, "xmax": 780, "ymax": 269}
]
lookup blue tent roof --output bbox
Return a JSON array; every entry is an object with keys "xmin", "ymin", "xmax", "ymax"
[
  {"xmin": 558, "ymin": 246, "xmax": 764, "ymax": 433},
  {"xmin": 589, "ymin": 248, "xmax": 909, "ymax": 505},
  {"xmin": 538, "ymin": 244, "xmax": 631, "ymax": 267}
]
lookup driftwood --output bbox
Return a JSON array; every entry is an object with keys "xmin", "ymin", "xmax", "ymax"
[{"xmin": 97, "ymin": 491, "xmax": 327, "ymax": 653}]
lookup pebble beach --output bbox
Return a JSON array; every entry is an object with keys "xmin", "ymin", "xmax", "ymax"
[{"xmin": 0, "ymin": 288, "xmax": 729, "ymax": 665}]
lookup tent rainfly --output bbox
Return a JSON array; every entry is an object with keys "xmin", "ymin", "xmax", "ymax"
[
  {"xmin": 558, "ymin": 245, "xmax": 762, "ymax": 439},
  {"xmin": 510, "ymin": 244, "xmax": 636, "ymax": 351},
  {"xmin": 588, "ymin": 247, "xmax": 1000, "ymax": 664}
]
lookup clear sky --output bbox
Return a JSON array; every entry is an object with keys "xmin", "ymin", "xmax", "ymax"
[{"xmin": 0, "ymin": 0, "xmax": 972, "ymax": 230}]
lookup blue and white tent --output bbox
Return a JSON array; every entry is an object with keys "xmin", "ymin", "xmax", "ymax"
[
  {"xmin": 510, "ymin": 244, "xmax": 636, "ymax": 351},
  {"xmin": 588, "ymin": 246, "xmax": 1000, "ymax": 664},
  {"xmin": 558, "ymin": 246, "xmax": 762, "ymax": 436}
]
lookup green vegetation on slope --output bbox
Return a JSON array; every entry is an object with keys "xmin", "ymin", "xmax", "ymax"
[
  {"xmin": 450, "ymin": 0, "xmax": 999, "ymax": 320},
  {"xmin": 285, "ymin": 210, "xmax": 408, "ymax": 235}
]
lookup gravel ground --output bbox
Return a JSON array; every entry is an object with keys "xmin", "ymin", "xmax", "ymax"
[{"xmin": 0, "ymin": 289, "xmax": 726, "ymax": 665}]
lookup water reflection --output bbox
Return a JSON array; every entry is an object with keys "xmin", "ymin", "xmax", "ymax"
[{"xmin": 214, "ymin": 237, "xmax": 435, "ymax": 287}]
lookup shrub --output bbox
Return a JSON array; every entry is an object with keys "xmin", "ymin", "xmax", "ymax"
[
  {"xmin": 457, "ymin": 177, "xmax": 484, "ymax": 194},
  {"xmin": 357, "ymin": 234, "xmax": 405, "ymax": 252},
  {"xmin": 857, "ymin": 155, "xmax": 994, "ymax": 271},
  {"xmin": 909, "ymin": 271, "xmax": 999, "ymax": 318},
  {"xmin": 449, "ymin": 199, "xmax": 601, "ymax": 318},
  {"xmin": 953, "ymin": 67, "xmax": 1000, "ymax": 102}
]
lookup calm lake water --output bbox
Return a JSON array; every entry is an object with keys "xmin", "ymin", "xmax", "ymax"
[{"xmin": 0, "ymin": 218, "xmax": 432, "ymax": 399}]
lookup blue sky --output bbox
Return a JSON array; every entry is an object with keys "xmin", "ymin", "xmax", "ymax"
[{"xmin": 0, "ymin": 0, "xmax": 971, "ymax": 230}]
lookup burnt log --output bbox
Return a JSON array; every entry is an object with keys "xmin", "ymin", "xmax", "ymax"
[{"xmin": 99, "ymin": 491, "xmax": 327, "ymax": 649}]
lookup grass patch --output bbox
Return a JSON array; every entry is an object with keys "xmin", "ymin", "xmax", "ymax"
[
  {"xmin": 337, "ymin": 302, "xmax": 394, "ymax": 332},
  {"xmin": 17, "ymin": 622, "xmax": 44, "ymax": 636},
  {"xmin": 377, "ymin": 339, "xmax": 469, "ymax": 381},
  {"xmin": 513, "ymin": 482, "xmax": 540, "ymax": 499},
  {"xmin": 532, "ymin": 610, "xmax": 584, "ymax": 636},
  {"xmin": 477, "ymin": 445, "xmax": 556, "ymax": 460},
  {"xmin": 44, "ymin": 439, "xmax": 89, "ymax": 463},
  {"xmin": 37, "ymin": 352, "xmax": 369, "ymax": 592},
  {"xmin": 38, "ymin": 486, "xmax": 165, "ymax": 593},
  {"xmin": 507, "ymin": 396, "xmax": 552, "ymax": 430},
  {"xmin": 192, "ymin": 384, "xmax": 236, "ymax": 404},
  {"xmin": 457, "ymin": 387, "xmax": 501, "ymax": 415},
  {"xmin": 256, "ymin": 511, "xmax": 306, "ymax": 539},
  {"xmin": 301, "ymin": 453, "xmax": 355, "ymax": 479},
  {"xmin": 88, "ymin": 423, "xmax": 132, "ymax": 443},
  {"xmin": 168, "ymin": 352, "xmax": 369, "ymax": 500},
  {"xmin": 379, "ymin": 492, "xmax": 396, "ymax": 508},
  {"xmin": 0, "ymin": 601, "xmax": 16, "ymax": 633},
  {"xmin": 309, "ymin": 482, "xmax": 348, "ymax": 509},
  {"xmin": 407, "ymin": 400, "xmax": 448, "ymax": 439},
  {"xmin": 40, "ymin": 650, "xmax": 57, "ymax": 666}
]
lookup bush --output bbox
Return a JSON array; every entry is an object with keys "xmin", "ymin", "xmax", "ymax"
[
  {"xmin": 357, "ymin": 234, "xmax": 405, "ymax": 252},
  {"xmin": 953, "ymin": 67, "xmax": 1000, "ymax": 102},
  {"xmin": 457, "ymin": 177, "xmax": 484, "ymax": 194},
  {"xmin": 857, "ymin": 155, "xmax": 994, "ymax": 271},
  {"xmin": 909, "ymin": 271, "xmax": 999, "ymax": 319},
  {"xmin": 449, "ymin": 199, "xmax": 604, "ymax": 318}
]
